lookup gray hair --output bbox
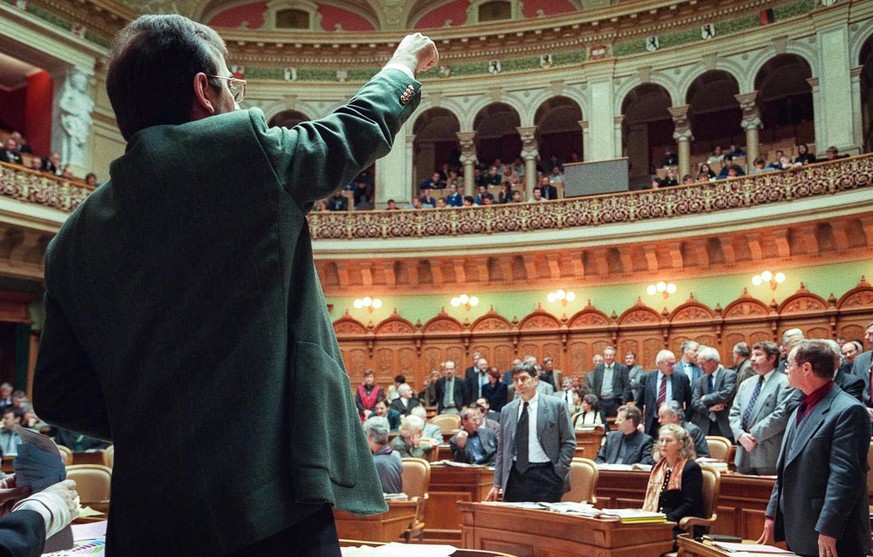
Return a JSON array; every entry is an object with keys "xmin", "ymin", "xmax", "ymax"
[
  {"xmin": 410, "ymin": 406, "xmax": 427, "ymax": 419},
  {"xmin": 732, "ymin": 342, "xmax": 751, "ymax": 357},
  {"xmin": 782, "ymin": 328, "xmax": 804, "ymax": 346},
  {"xmin": 697, "ymin": 346, "xmax": 720, "ymax": 363},
  {"xmin": 399, "ymin": 414, "xmax": 424, "ymax": 435},
  {"xmin": 398, "ymin": 383, "xmax": 412, "ymax": 396},
  {"xmin": 655, "ymin": 350, "xmax": 676, "ymax": 365},
  {"xmin": 363, "ymin": 416, "xmax": 390, "ymax": 444},
  {"xmin": 658, "ymin": 400, "xmax": 685, "ymax": 421}
]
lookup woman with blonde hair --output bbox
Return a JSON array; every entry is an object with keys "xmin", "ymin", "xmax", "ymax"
[{"xmin": 390, "ymin": 414, "xmax": 435, "ymax": 459}]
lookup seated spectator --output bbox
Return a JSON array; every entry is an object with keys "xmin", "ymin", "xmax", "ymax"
[
  {"xmin": 0, "ymin": 409, "xmax": 21, "ymax": 456},
  {"xmin": 446, "ymin": 169, "xmax": 461, "ymax": 189},
  {"xmin": 767, "ymin": 149, "xmax": 786, "ymax": 170},
  {"xmin": 528, "ymin": 187, "xmax": 545, "ymax": 202},
  {"xmin": 373, "ymin": 400, "xmax": 401, "ymax": 432},
  {"xmin": 419, "ymin": 172, "xmax": 445, "ymax": 190},
  {"xmin": 500, "ymin": 163, "xmax": 516, "ymax": 184},
  {"xmin": 326, "ymin": 191, "xmax": 348, "ymax": 211},
  {"xmin": 497, "ymin": 182, "xmax": 515, "ymax": 204},
  {"xmin": 794, "ymin": 143, "xmax": 817, "ymax": 165},
  {"xmin": 435, "ymin": 197, "xmax": 447, "ymax": 209},
  {"xmin": 657, "ymin": 401, "xmax": 709, "ymax": 458},
  {"xmin": 698, "ymin": 162, "xmax": 716, "ymax": 179},
  {"xmin": 84, "ymin": 173, "xmax": 98, "ymax": 187},
  {"xmin": 0, "ymin": 139, "xmax": 22, "ymax": 165},
  {"xmin": 574, "ymin": 394, "xmax": 606, "ymax": 430},
  {"xmin": 449, "ymin": 408, "xmax": 498, "ymax": 465},
  {"xmin": 661, "ymin": 168, "xmax": 679, "ymax": 187},
  {"xmin": 595, "ymin": 405, "xmax": 654, "ymax": 465},
  {"xmin": 823, "ymin": 145, "xmax": 846, "ymax": 161},
  {"xmin": 706, "ymin": 146, "xmax": 724, "ymax": 166},
  {"xmin": 352, "ymin": 179, "xmax": 373, "ymax": 210},
  {"xmin": 445, "ymin": 183, "xmax": 463, "ymax": 207},
  {"xmin": 419, "ymin": 190, "xmax": 436, "ymax": 208},
  {"xmin": 681, "ymin": 174, "xmax": 694, "ymax": 186},
  {"xmin": 548, "ymin": 166, "xmax": 565, "ymax": 189},
  {"xmin": 474, "ymin": 185, "xmax": 494, "ymax": 205},
  {"xmin": 9, "ymin": 131, "xmax": 31, "ymax": 153},
  {"xmin": 462, "ymin": 195, "xmax": 474, "ymax": 207},
  {"xmin": 364, "ymin": 416, "xmax": 402, "ymax": 494},
  {"xmin": 511, "ymin": 156, "xmax": 525, "ymax": 179},
  {"xmin": 54, "ymin": 428, "xmax": 109, "ymax": 452},
  {"xmin": 510, "ymin": 190, "xmax": 522, "ymax": 202},
  {"xmin": 390, "ymin": 383, "xmax": 420, "ymax": 416},
  {"xmin": 650, "ymin": 177, "xmax": 663, "ymax": 189},
  {"xmin": 410, "ymin": 406, "xmax": 443, "ymax": 444},
  {"xmin": 315, "ymin": 200, "xmax": 328, "ymax": 211},
  {"xmin": 407, "ymin": 197, "xmax": 424, "ymax": 210},
  {"xmin": 390, "ymin": 415, "xmax": 434, "ymax": 459},
  {"xmin": 41, "ymin": 153, "xmax": 61, "ymax": 175},
  {"xmin": 28, "ymin": 157, "xmax": 43, "ymax": 172},
  {"xmin": 484, "ymin": 165, "xmax": 502, "ymax": 186},
  {"xmin": 642, "ymin": 424, "xmax": 705, "ymax": 543},
  {"xmin": 473, "ymin": 167, "xmax": 487, "ymax": 188},
  {"xmin": 717, "ymin": 156, "xmax": 745, "ymax": 178},
  {"xmin": 725, "ymin": 144, "xmax": 745, "ymax": 158},
  {"xmin": 385, "ymin": 199, "xmax": 399, "ymax": 210},
  {"xmin": 661, "ymin": 148, "xmax": 679, "ymax": 167},
  {"xmin": 696, "ymin": 172, "xmax": 711, "ymax": 184},
  {"xmin": 539, "ymin": 175, "xmax": 558, "ymax": 200},
  {"xmin": 748, "ymin": 157, "xmax": 770, "ymax": 174},
  {"xmin": 437, "ymin": 162, "xmax": 451, "ymax": 180},
  {"xmin": 60, "ymin": 165, "xmax": 74, "ymax": 180},
  {"xmin": 544, "ymin": 154, "xmax": 564, "ymax": 175}
]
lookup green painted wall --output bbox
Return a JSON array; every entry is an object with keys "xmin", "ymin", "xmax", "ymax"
[{"xmin": 326, "ymin": 259, "xmax": 873, "ymax": 324}]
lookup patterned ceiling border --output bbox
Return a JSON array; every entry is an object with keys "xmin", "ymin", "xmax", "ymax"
[{"xmin": 307, "ymin": 155, "xmax": 873, "ymax": 240}]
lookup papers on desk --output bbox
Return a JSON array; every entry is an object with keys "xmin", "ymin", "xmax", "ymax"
[
  {"xmin": 14, "ymin": 427, "xmax": 66, "ymax": 491},
  {"xmin": 713, "ymin": 542, "xmax": 794, "ymax": 554},
  {"xmin": 438, "ymin": 460, "xmax": 489, "ymax": 468},
  {"xmin": 483, "ymin": 502, "xmax": 665, "ymax": 523},
  {"xmin": 596, "ymin": 508, "xmax": 666, "ymax": 523},
  {"xmin": 342, "ymin": 542, "xmax": 457, "ymax": 556},
  {"xmin": 596, "ymin": 463, "xmax": 653, "ymax": 472}
]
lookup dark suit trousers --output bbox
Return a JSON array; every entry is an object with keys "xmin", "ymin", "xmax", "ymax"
[
  {"xmin": 504, "ymin": 463, "xmax": 563, "ymax": 503},
  {"xmin": 599, "ymin": 398, "xmax": 622, "ymax": 418},
  {"xmin": 228, "ymin": 504, "xmax": 339, "ymax": 557}
]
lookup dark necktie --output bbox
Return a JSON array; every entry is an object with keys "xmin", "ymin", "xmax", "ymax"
[
  {"xmin": 742, "ymin": 375, "xmax": 765, "ymax": 430},
  {"xmin": 656, "ymin": 375, "xmax": 667, "ymax": 407},
  {"xmin": 707, "ymin": 374, "xmax": 714, "ymax": 395},
  {"xmin": 515, "ymin": 402, "xmax": 530, "ymax": 473}
]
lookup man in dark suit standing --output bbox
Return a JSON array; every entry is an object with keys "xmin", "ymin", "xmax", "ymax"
[
  {"xmin": 852, "ymin": 321, "xmax": 873, "ymax": 422},
  {"xmin": 732, "ymin": 342, "xmax": 754, "ymax": 386},
  {"xmin": 486, "ymin": 365, "xmax": 575, "ymax": 503},
  {"xmin": 33, "ymin": 14, "xmax": 438, "ymax": 557},
  {"xmin": 678, "ymin": 341, "xmax": 702, "ymax": 391},
  {"xmin": 585, "ymin": 346, "xmax": 631, "ymax": 418},
  {"xmin": 636, "ymin": 350, "xmax": 692, "ymax": 438},
  {"xmin": 595, "ymin": 405, "xmax": 653, "ymax": 465},
  {"xmin": 760, "ymin": 340, "xmax": 870, "ymax": 556},
  {"xmin": 464, "ymin": 354, "xmax": 488, "ymax": 402},
  {"xmin": 436, "ymin": 360, "xmax": 467, "ymax": 414},
  {"xmin": 691, "ymin": 346, "xmax": 737, "ymax": 441}
]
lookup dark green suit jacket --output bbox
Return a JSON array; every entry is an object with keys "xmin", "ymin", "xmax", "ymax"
[{"xmin": 34, "ymin": 69, "xmax": 420, "ymax": 556}]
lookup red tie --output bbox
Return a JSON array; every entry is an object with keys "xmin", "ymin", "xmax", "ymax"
[{"xmin": 657, "ymin": 375, "xmax": 667, "ymax": 407}]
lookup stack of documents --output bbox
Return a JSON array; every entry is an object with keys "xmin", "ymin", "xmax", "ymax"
[
  {"xmin": 596, "ymin": 508, "xmax": 667, "ymax": 523},
  {"xmin": 713, "ymin": 541, "xmax": 795, "ymax": 555}
]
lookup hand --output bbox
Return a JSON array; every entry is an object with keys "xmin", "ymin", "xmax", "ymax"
[
  {"xmin": 818, "ymin": 533, "xmax": 838, "ymax": 557},
  {"xmin": 13, "ymin": 479, "xmax": 79, "ymax": 539},
  {"xmin": 710, "ymin": 403, "xmax": 725, "ymax": 412},
  {"xmin": 455, "ymin": 430, "xmax": 468, "ymax": 448},
  {"xmin": 739, "ymin": 432, "xmax": 757, "ymax": 452},
  {"xmin": 484, "ymin": 487, "xmax": 500, "ymax": 502},
  {"xmin": 0, "ymin": 476, "xmax": 30, "ymax": 517},
  {"xmin": 390, "ymin": 33, "xmax": 439, "ymax": 76},
  {"xmin": 866, "ymin": 408, "xmax": 873, "ymax": 422},
  {"xmin": 757, "ymin": 518, "xmax": 775, "ymax": 545}
]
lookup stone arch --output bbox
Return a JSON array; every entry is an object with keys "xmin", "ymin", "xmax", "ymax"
[
  {"xmin": 473, "ymin": 102, "xmax": 522, "ymax": 168},
  {"xmin": 858, "ymin": 33, "xmax": 873, "ymax": 152},
  {"xmin": 850, "ymin": 18, "xmax": 873, "ymax": 69},
  {"xmin": 534, "ymin": 96, "xmax": 584, "ymax": 164},
  {"xmin": 683, "ymin": 70, "xmax": 742, "ymax": 165},
  {"xmin": 620, "ymin": 82, "xmax": 673, "ymax": 182},
  {"xmin": 412, "ymin": 107, "xmax": 461, "ymax": 186},
  {"xmin": 754, "ymin": 53, "xmax": 815, "ymax": 154}
]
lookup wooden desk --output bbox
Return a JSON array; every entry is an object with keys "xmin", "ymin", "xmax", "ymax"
[
  {"xmin": 460, "ymin": 502, "xmax": 675, "ymax": 557},
  {"xmin": 574, "ymin": 429, "xmax": 604, "ymax": 459},
  {"xmin": 340, "ymin": 539, "xmax": 518, "ymax": 556},
  {"xmin": 675, "ymin": 535, "xmax": 792, "ymax": 557},
  {"xmin": 333, "ymin": 500, "xmax": 417, "ymax": 543},
  {"xmin": 424, "ymin": 464, "xmax": 495, "ymax": 543}
]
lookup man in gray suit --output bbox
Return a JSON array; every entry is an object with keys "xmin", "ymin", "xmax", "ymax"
[
  {"xmin": 486, "ymin": 365, "xmax": 575, "ymax": 503},
  {"xmin": 729, "ymin": 341, "xmax": 795, "ymax": 475},
  {"xmin": 732, "ymin": 342, "xmax": 754, "ymax": 386},
  {"xmin": 851, "ymin": 321, "xmax": 873, "ymax": 422},
  {"xmin": 760, "ymin": 340, "xmax": 870, "ymax": 556},
  {"xmin": 584, "ymin": 346, "xmax": 631, "ymax": 418},
  {"xmin": 691, "ymin": 346, "xmax": 737, "ymax": 441}
]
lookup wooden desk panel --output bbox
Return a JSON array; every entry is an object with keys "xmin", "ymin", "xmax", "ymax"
[
  {"xmin": 333, "ymin": 500, "xmax": 417, "ymax": 543},
  {"xmin": 574, "ymin": 429, "xmax": 604, "ymax": 459},
  {"xmin": 460, "ymin": 502, "xmax": 675, "ymax": 557},
  {"xmin": 424, "ymin": 464, "xmax": 495, "ymax": 543}
]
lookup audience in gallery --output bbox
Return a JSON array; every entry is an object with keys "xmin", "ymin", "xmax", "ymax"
[{"xmin": 0, "ymin": 130, "xmax": 96, "ymax": 185}]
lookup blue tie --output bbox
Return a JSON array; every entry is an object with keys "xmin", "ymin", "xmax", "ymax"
[{"xmin": 741, "ymin": 376, "xmax": 764, "ymax": 430}]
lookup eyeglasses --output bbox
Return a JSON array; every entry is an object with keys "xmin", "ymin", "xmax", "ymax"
[{"xmin": 206, "ymin": 75, "xmax": 247, "ymax": 103}]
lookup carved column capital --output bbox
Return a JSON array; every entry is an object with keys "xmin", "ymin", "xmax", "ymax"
[
  {"xmin": 578, "ymin": 120, "xmax": 589, "ymax": 131},
  {"xmin": 516, "ymin": 126, "xmax": 539, "ymax": 160},
  {"xmin": 668, "ymin": 105, "xmax": 693, "ymax": 141},
  {"xmin": 735, "ymin": 91, "xmax": 762, "ymax": 130},
  {"xmin": 405, "ymin": 133, "xmax": 416, "ymax": 145}
]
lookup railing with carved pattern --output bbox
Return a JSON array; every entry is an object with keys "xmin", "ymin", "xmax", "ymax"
[{"xmin": 0, "ymin": 163, "xmax": 93, "ymax": 213}]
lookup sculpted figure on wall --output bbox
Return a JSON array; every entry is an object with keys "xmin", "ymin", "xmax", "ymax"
[{"xmin": 58, "ymin": 69, "xmax": 94, "ymax": 169}]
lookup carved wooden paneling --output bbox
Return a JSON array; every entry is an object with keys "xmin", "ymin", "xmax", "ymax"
[
  {"xmin": 642, "ymin": 339, "xmax": 665, "ymax": 367},
  {"xmin": 806, "ymin": 326, "xmax": 830, "ymax": 340},
  {"xmin": 423, "ymin": 311, "xmax": 464, "ymax": 333},
  {"xmin": 493, "ymin": 345, "xmax": 515, "ymax": 370},
  {"xmin": 346, "ymin": 348, "xmax": 368, "ymax": 375},
  {"xmin": 375, "ymin": 347, "xmax": 394, "ymax": 375},
  {"xmin": 423, "ymin": 346, "xmax": 444, "ymax": 372},
  {"xmin": 839, "ymin": 324, "xmax": 866, "ymax": 342},
  {"xmin": 398, "ymin": 348, "xmax": 417, "ymax": 384}
]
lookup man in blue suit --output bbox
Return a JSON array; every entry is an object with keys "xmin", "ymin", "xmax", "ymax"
[
  {"xmin": 33, "ymin": 14, "xmax": 438, "ymax": 557},
  {"xmin": 760, "ymin": 340, "xmax": 870, "ymax": 556}
]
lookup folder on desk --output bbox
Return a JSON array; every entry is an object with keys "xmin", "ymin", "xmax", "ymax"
[{"xmin": 596, "ymin": 508, "xmax": 666, "ymax": 524}]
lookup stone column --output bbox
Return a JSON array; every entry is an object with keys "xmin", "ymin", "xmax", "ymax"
[
  {"xmin": 517, "ymin": 126, "xmax": 538, "ymax": 199},
  {"xmin": 850, "ymin": 67, "xmax": 863, "ymax": 154},
  {"xmin": 578, "ymin": 120, "xmax": 590, "ymax": 161},
  {"xmin": 807, "ymin": 76, "xmax": 822, "ymax": 154},
  {"xmin": 613, "ymin": 116, "xmax": 624, "ymax": 163},
  {"xmin": 735, "ymin": 92, "xmax": 762, "ymax": 164},
  {"xmin": 816, "ymin": 24, "xmax": 855, "ymax": 153},
  {"xmin": 456, "ymin": 131, "xmax": 477, "ymax": 197},
  {"xmin": 668, "ymin": 105, "xmax": 692, "ymax": 178},
  {"xmin": 375, "ymin": 127, "xmax": 411, "ymax": 205}
]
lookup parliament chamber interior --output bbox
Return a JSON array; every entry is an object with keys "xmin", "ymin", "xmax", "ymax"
[{"xmin": 1, "ymin": 0, "xmax": 873, "ymax": 555}]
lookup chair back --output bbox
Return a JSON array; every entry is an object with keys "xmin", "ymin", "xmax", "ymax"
[
  {"xmin": 103, "ymin": 445, "xmax": 114, "ymax": 469},
  {"xmin": 561, "ymin": 457, "xmax": 598, "ymax": 503},
  {"xmin": 56, "ymin": 444, "xmax": 73, "ymax": 466},
  {"xmin": 429, "ymin": 413, "xmax": 460, "ymax": 435},
  {"xmin": 66, "ymin": 464, "xmax": 112, "ymax": 512},
  {"xmin": 704, "ymin": 436, "xmax": 731, "ymax": 462},
  {"xmin": 400, "ymin": 458, "xmax": 431, "ymax": 498}
]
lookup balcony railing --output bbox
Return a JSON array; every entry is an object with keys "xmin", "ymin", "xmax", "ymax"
[{"xmin": 0, "ymin": 163, "xmax": 93, "ymax": 213}]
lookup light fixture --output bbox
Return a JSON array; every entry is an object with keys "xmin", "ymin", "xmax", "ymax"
[
  {"xmin": 752, "ymin": 270, "xmax": 785, "ymax": 290},
  {"xmin": 353, "ymin": 296, "xmax": 382, "ymax": 313},
  {"xmin": 547, "ymin": 289, "xmax": 576, "ymax": 307},
  {"xmin": 450, "ymin": 293, "xmax": 479, "ymax": 311},
  {"xmin": 646, "ymin": 281, "xmax": 677, "ymax": 299}
]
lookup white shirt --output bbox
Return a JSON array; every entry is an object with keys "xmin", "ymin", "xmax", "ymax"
[{"xmin": 515, "ymin": 392, "xmax": 550, "ymax": 464}]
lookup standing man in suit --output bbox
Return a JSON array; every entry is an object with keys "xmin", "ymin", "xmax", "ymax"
[
  {"xmin": 732, "ymin": 342, "xmax": 754, "ymax": 386},
  {"xmin": 852, "ymin": 321, "xmax": 873, "ymax": 422},
  {"xmin": 691, "ymin": 346, "xmax": 737, "ymax": 441},
  {"xmin": 436, "ymin": 360, "xmax": 467, "ymax": 414},
  {"xmin": 625, "ymin": 351, "xmax": 645, "ymax": 402},
  {"xmin": 389, "ymin": 383, "xmax": 420, "ymax": 417},
  {"xmin": 728, "ymin": 341, "xmax": 795, "ymax": 475},
  {"xmin": 585, "ymin": 346, "xmax": 631, "ymax": 418},
  {"xmin": 33, "ymin": 14, "xmax": 438, "ymax": 557},
  {"xmin": 465, "ymin": 355, "xmax": 489, "ymax": 403},
  {"xmin": 539, "ymin": 356, "xmax": 563, "ymax": 391},
  {"xmin": 678, "ymin": 341, "xmax": 702, "ymax": 390},
  {"xmin": 636, "ymin": 350, "xmax": 692, "ymax": 438},
  {"xmin": 759, "ymin": 340, "xmax": 870, "ymax": 556},
  {"xmin": 486, "ymin": 365, "xmax": 575, "ymax": 503},
  {"xmin": 595, "ymin": 405, "xmax": 654, "ymax": 465}
]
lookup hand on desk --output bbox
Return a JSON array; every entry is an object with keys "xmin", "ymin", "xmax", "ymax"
[
  {"xmin": 484, "ymin": 487, "xmax": 500, "ymax": 502},
  {"xmin": 757, "ymin": 517, "xmax": 775, "ymax": 545}
]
